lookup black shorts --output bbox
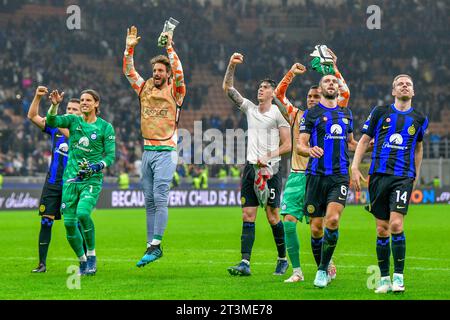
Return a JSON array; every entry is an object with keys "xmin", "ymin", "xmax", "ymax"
[
  {"xmin": 368, "ymin": 174, "xmax": 414, "ymax": 220},
  {"xmin": 241, "ymin": 163, "xmax": 282, "ymax": 208},
  {"xmin": 38, "ymin": 182, "xmax": 63, "ymax": 220},
  {"xmin": 304, "ymin": 175, "xmax": 349, "ymax": 218}
]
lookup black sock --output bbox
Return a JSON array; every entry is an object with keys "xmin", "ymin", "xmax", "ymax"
[
  {"xmin": 391, "ymin": 232, "xmax": 406, "ymax": 274},
  {"xmin": 319, "ymin": 228, "xmax": 339, "ymax": 271},
  {"xmin": 311, "ymin": 236, "xmax": 323, "ymax": 267},
  {"xmin": 38, "ymin": 217, "xmax": 54, "ymax": 265},
  {"xmin": 271, "ymin": 221, "xmax": 286, "ymax": 258},
  {"xmin": 241, "ymin": 222, "xmax": 255, "ymax": 261},
  {"xmin": 376, "ymin": 236, "xmax": 391, "ymax": 277}
]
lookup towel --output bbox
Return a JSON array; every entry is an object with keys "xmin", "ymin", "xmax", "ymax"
[{"xmin": 253, "ymin": 164, "xmax": 274, "ymax": 208}]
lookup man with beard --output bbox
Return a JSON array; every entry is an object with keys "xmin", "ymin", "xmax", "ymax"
[
  {"xmin": 297, "ymin": 74, "xmax": 358, "ymax": 288},
  {"xmin": 123, "ymin": 26, "xmax": 186, "ymax": 267}
]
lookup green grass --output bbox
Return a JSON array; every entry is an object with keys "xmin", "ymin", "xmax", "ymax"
[{"xmin": 0, "ymin": 205, "xmax": 449, "ymax": 300}]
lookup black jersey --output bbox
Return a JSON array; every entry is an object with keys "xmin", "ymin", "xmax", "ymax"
[
  {"xmin": 361, "ymin": 104, "xmax": 428, "ymax": 178},
  {"xmin": 300, "ymin": 103, "xmax": 353, "ymax": 176}
]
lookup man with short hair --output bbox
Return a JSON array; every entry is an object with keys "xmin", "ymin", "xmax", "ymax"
[
  {"xmin": 27, "ymin": 86, "xmax": 85, "ymax": 273},
  {"xmin": 46, "ymin": 89, "xmax": 116, "ymax": 276},
  {"xmin": 273, "ymin": 49, "xmax": 350, "ymax": 283},
  {"xmin": 297, "ymin": 73, "xmax": 358, "ymax": 288},
  {"xmin": 223, "ymin": 52, "xmax": 291, "ymax": 276},
  {"xmin": 351, "ymin": 74, "xmax": 428, "ymax": 293},
  {"xmin": 123, "ymin": 26, "xmax": 186, "ymax": 267}
]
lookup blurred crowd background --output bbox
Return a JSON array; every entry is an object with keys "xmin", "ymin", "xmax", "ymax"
[{"xmin": 0, "ymin": 0, "xmax": 448, "ymax": 185}]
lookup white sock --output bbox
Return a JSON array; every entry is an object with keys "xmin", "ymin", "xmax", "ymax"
[
  {"xmin": 241, "ymin": 259, "xmax": 250, "ymax": 265},
  {"xmin": 79, "ymin": 255, "xmax": 87, "ymax": 262},
  {"xmin": 293, "ymin": 267, "xmax": 302, "ymax": 274},
  {"xmin": 87, "ymin": 249, "xmax": 96, "ymax": 256},
  {"xmin": 150, "ymin": 239, "xmax": 161, "ymax": 246},
  {"xmin": 278, "ymin": 257, "xmax": 288, "ymax": 261}
]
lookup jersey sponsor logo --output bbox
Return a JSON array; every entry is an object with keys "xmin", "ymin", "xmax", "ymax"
[
  {"xmin": 408, "ymin": 125, "xmax": 416, "ymax": 135},
  {"xmin": 307, "ymin": 204, "xmax": 315, "ymax": 214},
  {"xmin": 363, "ymin": 124, "xmax": 369, "ymax": 130},
  {"xmin": 108, "ymin": 135, "xmax": 116, "ymax": 141},
  {"xmin": 79, "ymin": 137, "xmax": 89, "ymax": 147},
  {"xmin": 389, "ymin": 134, "xmax": 403, "ymax": 145},
  {"xmin": 325, "ymin": 124, "xmax": 346, "ymax": 140},
  {"xmin": 55, "ymin": 142, "xmax": 69, "ymax": 157},
  {"xmin": 342, "ymin": 118, "xmax": 349, "ymax": 124},
  {"xmin": 382, "ymin": 134, "xmax": 408, "ymax": 150},
  {"xmin": 300, "ymin": 125, "xmax": 306, "ymax": 131},
  {"xmin": 75, "ymin": 136, "xmax": 92, "ymax": 152},
  {"xmin": 55, "ymin": 133, "xmax": 63, "ymax": 138},
  {"xmin": 143, "ymin": 107, "xmax": 169, "ymax": 119},
  {"xmin": 91, "ymin": 133, "xmax": 97, "ymax": 140}
]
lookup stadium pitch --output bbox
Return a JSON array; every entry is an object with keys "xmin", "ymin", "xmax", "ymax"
[{"xmin": 0, "ymin": 205, "xmax": 449, "ymax": 300}]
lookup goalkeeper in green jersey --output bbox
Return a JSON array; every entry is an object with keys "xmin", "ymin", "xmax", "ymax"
[{"xmin": 46, "ymin": 89, "xmax": 116, "ymax": 276}]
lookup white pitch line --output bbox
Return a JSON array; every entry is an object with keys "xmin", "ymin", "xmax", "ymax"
[{"xmin": 2, "ymin": 256, "xmax": 450, "ymax": 272}]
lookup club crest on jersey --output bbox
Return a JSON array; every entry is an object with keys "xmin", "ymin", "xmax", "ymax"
[
  {"xmin": 91, "ymin": 133, "xmax": 97, "ymax": 140},
  {"xmin": 408, "ymin": 125, "xmax": 416, "ymax": 135}
]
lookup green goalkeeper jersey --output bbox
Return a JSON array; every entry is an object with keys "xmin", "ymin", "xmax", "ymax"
[{"xmin": 46, "ymin": 113, "xmax": 116, "ymax": 183}]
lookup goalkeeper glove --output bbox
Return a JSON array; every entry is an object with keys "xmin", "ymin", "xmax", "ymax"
[{"xmin": 68, "ymin": 159, "xmax": 105, "ymax": 182}]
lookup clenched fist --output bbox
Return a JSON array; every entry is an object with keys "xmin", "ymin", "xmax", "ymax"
[{"xmin": 229, "ymin": 53, "xmax": 244, "ymax": 66}]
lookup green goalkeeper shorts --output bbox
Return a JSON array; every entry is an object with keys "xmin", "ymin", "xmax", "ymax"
[
  {"xmin": 61, "ymin": 182, "xmax": 102, "ymax": 224},
  {"xmin": 281, "ymin": 171, "xmax": 308, "ymax": 223}
]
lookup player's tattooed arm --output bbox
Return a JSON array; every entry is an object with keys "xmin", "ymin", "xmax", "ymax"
[
  {"xmin": 223, "ymin": 53, "xmax": 245, "ymax": 107},
  {"xmin": 227, "ymin": 87, "xmax": 244, "ymax": 107}
]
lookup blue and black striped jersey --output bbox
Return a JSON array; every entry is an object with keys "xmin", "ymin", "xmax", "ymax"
[
  {"xmin": 300, "ymin": 103, "xmax": 353, "ymax": 176},
  {"xmin": 43, "ymin": 124, "xmax": 69, "ymax": 187},
  {"xmin": 361, "ymin": 104, "xmax": 428, "ymax": 178}
]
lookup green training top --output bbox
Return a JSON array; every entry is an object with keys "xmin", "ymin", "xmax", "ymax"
[{"xmin": 46, "ymin": 113, "xmax": 116, "ymax": 183}]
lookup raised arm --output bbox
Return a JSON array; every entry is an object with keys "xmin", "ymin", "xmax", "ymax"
[
  {"xmin": 46, "ymin": 90, "xmax": 72, "ymax": 128},
  {"xmin": 164, "ymin": 32, "xmax": 186, "ymax": 106},
  {"xmin": 328, "ymin": 48, "xmax": 350, "ymax": 107},
  {"xmin": 123, "ymin": 26, "xmax": 146, "ymax": 95},
  {"xmin": 28, "ymin": 86, "xmax": 48, "ymax": 130},
  {"xmin": 222, "ymin": 53, "xmax": 245, "ymax": 108},
  {"xmin": 273, "ymin": 63, "xmax": 306, "ymax": 123}
]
